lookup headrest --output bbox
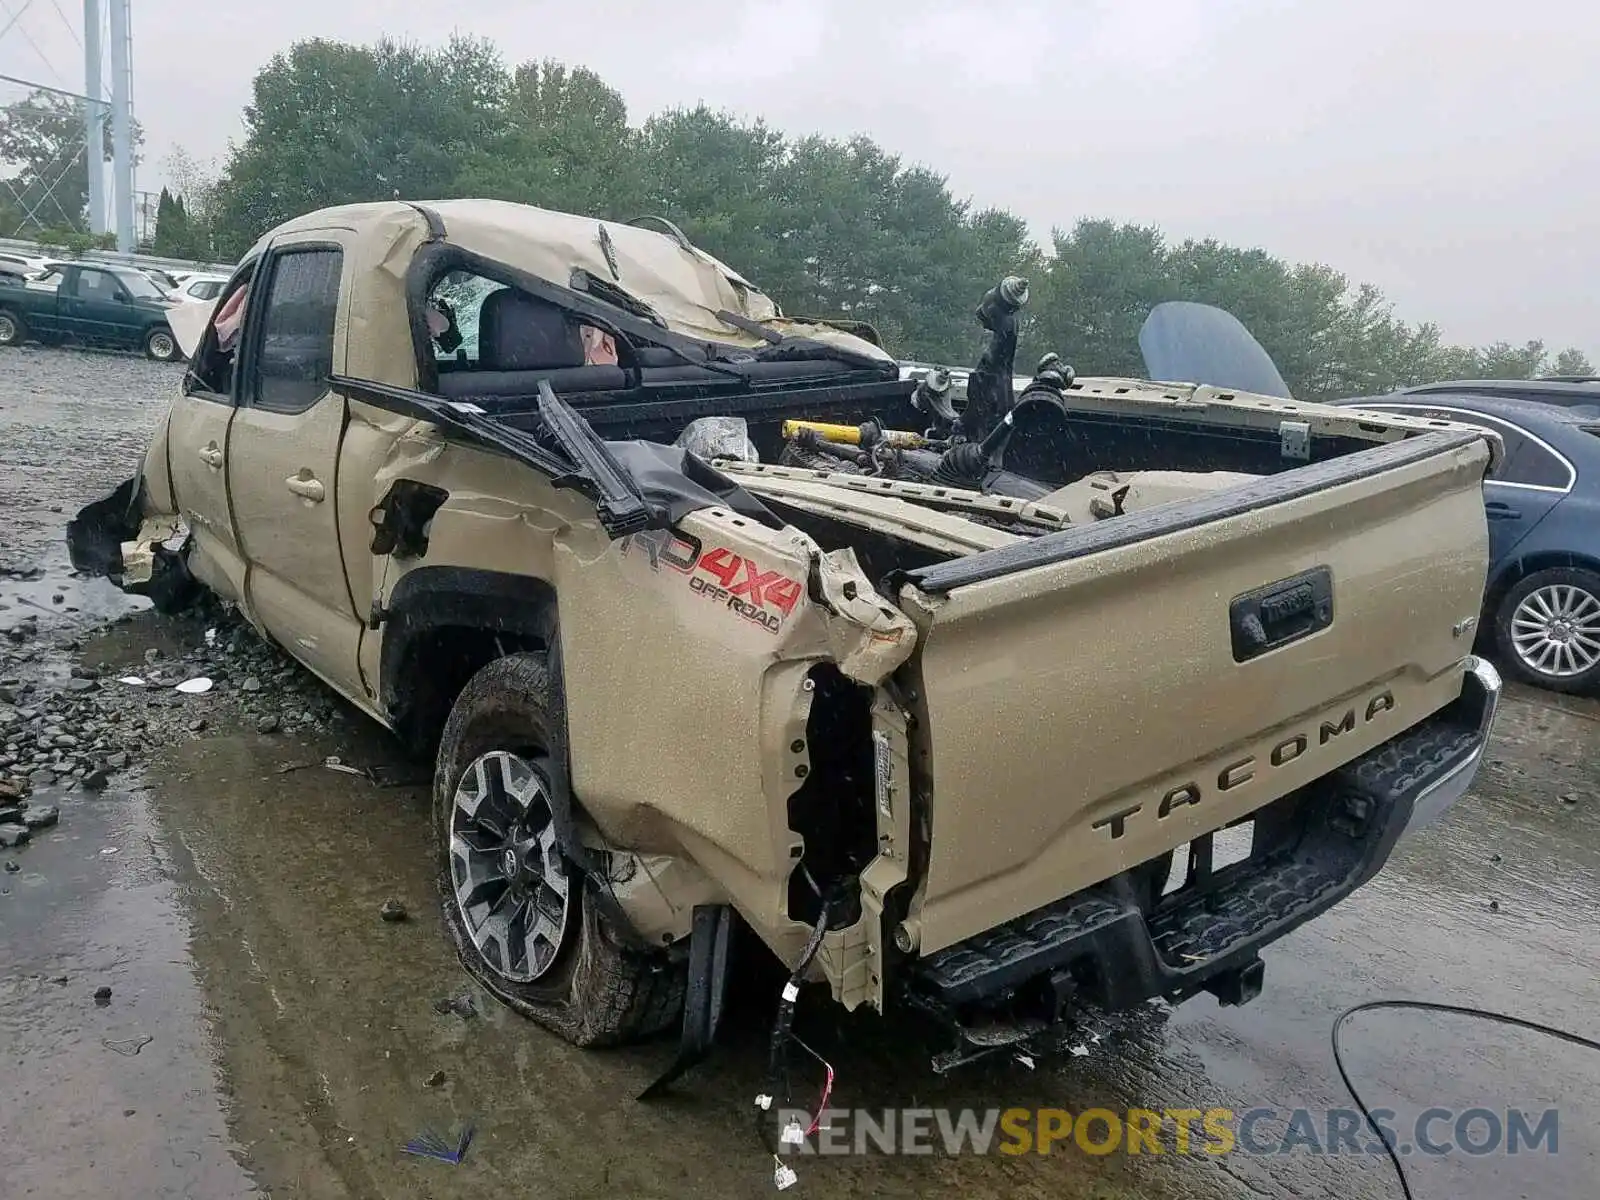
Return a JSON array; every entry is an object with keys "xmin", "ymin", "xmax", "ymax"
[{"xmin": 478, "ymin": 288, "xmax": 586, "ymax": 371}]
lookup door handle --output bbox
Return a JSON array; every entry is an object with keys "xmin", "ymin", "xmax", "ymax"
[
  {"xmin": 1485, "ymin": 501, "xmax": 1521, "ymax": 520},
  {"xmin": 197, "ymin": 444, "xmax": 223, "ymax": 469},
  {"xmin": 284, "ymin": 472, "xmax": 325, "ymax": 503}
]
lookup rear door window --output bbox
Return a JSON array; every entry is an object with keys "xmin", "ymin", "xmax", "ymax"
[
  {"xmin": 71, "ymin": 268, "xmax": 123, "ymax": 303},
  {"xmin": 1372, "ymin": 404, "xmax": 1574, "ymax": 488},
  {"xmin": 252, "ymin": 248, "xmax": 342, "ymax": 415},
  {"xmin": 1500, "ymin": 436, "xmax": 1572, "ymax": 489},
  {"xmin": 1371, "ymin": 405, "xmax": 1522, "ymax": 482}
]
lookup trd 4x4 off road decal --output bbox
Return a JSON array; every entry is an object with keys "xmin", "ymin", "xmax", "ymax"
[{"xmin": 621, "ymin": 528, "xmax": 804, "ymax": 634}]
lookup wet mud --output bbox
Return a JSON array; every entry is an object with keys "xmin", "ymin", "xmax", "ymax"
[{"xmin": 3, "ymin": 347, "xmax": 1598, "ymax": 1199}]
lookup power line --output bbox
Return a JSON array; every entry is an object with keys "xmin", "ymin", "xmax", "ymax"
[
  {"xmin": 0, "ymin": 70, "xmax": 94, "ymax": 101},
  {"xmin": 47, "ymin": 0, "xmax": 78, "ymax": 47},
  {"xmin": 0, "ymin": 0, "xmax": 66, "ymax": 87},
  {"xmin": 0, "ymin": 0, "xmax": 37, "ymax": 43}
]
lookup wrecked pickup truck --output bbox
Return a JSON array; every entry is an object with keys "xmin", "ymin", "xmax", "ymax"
[{"xmin": 69, "ymin": 199, "xmax": 1502, "ymax": 1082}]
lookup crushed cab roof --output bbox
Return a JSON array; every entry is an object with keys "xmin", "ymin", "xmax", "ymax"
[{"xmin": 249, "ymin": 199, "xmax": 889, "ymax": 357}]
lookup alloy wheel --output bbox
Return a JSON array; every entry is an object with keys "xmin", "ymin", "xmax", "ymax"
[
  {"xmin": 1510, "ymin": 583, "xmax": 1600, "ymax": 679},
  {"xmin": 448, "ymin": 750, "xmax": 572, "ymax": 983}
]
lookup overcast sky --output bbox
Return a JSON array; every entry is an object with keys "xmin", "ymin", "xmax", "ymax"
[{"xmin": 4, "ymin": 0, "xmax": 1597, "ymax": 355}]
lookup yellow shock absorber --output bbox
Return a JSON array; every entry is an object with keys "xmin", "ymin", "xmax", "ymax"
[{"xmin": 781, "ymin": 419, "xmax": 928, "ymax": 449}]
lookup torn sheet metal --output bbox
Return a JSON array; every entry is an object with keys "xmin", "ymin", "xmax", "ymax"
[{"xmin": 807, "ymin": 547, "xmax": 916, "ymax": 685}]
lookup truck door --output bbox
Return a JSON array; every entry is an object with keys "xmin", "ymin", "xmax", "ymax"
[
  {"xmin": 21, "ymin": 267, "xmax": 68, "ymax": 336},
  {"xmin": 225, "ymin": 233, "xmax": 366, "ymax": 704},
  {"xmin": 163, "ymin": 270, "xmax": 257, "ymax": 606},
  {"xmin": 60, "ymin": 266, "xmax": 130, "ymax": 343}
]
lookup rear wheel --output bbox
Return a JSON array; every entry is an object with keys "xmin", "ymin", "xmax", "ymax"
[
  {"xmin": 0, "ymin": 309, "xmax": 25, "ymax": 347},
  {"xmin": 433, "ymin": 652, "xmax": 684, "ymax": 1046},
  {"xmin": 144, "ymin": 325, "xmax": 178, "ymax": 361},
  {"xmin": 1495, "ymin": 567, "xmax": 1600, "ymax": 693}
]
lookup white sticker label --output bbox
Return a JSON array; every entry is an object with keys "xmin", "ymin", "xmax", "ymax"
[
  {"xmin": 773, "ymin": 1161, "xmax": 799, "ymax": 1191},
  {"xmin": 781, "ymin": 981, "xmax": 799, "ymax": 1003},
  {"xmin": 780, "ymin": 1120, "xmax": 806, "ymax": 1146}
]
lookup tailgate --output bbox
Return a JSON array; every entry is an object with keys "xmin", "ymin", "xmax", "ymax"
[{"xmin": 894, "ymin": 430, "xmax": 1491, "ymax": 955}]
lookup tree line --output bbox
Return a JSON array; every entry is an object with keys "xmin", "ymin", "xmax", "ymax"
[{"xmin": 1, "ymin": 35, "xmax": 1589, "ymax": 396}]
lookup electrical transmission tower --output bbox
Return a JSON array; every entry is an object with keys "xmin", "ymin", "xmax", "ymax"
[{"xmin": 0, "ymin": 0, "xmax": 135, "ymax": 251}]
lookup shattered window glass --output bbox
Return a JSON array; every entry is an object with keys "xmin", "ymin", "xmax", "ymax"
[{"xmin": 429, "ymin": 272, "xmax": 503, "ymax": 364}]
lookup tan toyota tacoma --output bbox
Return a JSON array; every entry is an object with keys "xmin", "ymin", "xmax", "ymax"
[{"xmin": 68, "ymin": 200, "xmax": 1502, "ymax": 1084}]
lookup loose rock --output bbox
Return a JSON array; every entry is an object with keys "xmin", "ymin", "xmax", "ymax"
[
  {"xmin": 449, "ymin": 993, "xmax": 477, "ymax": 1019},
  {"xmin": 256, "ymin": 715, "xmax": 280, "ymax": 735},
  {"xmin": 379, "ymin": 898, "xmax": 408, "ymax": 923},
  {"xmin": 93, "ymin": 985, "xmax": 112, "ymax": 1003},
  {"xmin": 81, "ymin": 769, "xmax": 110, "ymax": 793},
  {"xmin": 3, "ymin": 860, "xmax": 17, "ymax": 873},
  {"xmin": 21, "ymin": 804, "xmax": 58, "ymax": 829},
  {"xmin": 0, "ymin": 824, "xmax": 30, "ymax": 848},
  {"xmin": 425, "ymin": 1070, "xmax": 447, "ymax": 1087}
]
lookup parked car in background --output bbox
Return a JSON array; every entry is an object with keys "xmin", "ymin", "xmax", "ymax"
[
  {"xmin": 1337, "ymin": 392, "xmax": 1600, "ymax": 692},
  {"xmin": 0, "ymin": 252, "xmax": 48, "ymax": 277},
  {"xmin": 1402, "ymin": 377, "xmax": 1600, "ymax": 409},
  {"xmin": 140, "ymin": 266, "xmax": 182, "ymax": 294},
  {"xmin": 0, "ymin": 261, "xmax": 181, "ymax": 360},
  {"xmin": 167, "ymin": 272, "xmax": 229, "ymax": 303}
]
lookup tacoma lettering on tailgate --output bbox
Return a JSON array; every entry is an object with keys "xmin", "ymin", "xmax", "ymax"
[{"xmin": 1092, "ymin": 688, "xmax": 1397, "ymax": 840}]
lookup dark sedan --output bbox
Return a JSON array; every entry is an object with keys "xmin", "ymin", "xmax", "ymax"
[{"xmin": 1338, "ymin": 392, "xmax": 1600, "ymax": 693}]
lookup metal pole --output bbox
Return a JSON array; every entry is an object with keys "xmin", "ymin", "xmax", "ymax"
[
  {"xmin": 107, "ymin": 0, "xmax": 133, "ymax": 251},
  {"xmin": 83, "ymin": 0, "xmax": 105, "ymax": 234}
]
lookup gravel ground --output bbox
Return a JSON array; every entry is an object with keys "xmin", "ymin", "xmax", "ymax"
[{"xmin": 1, "ymin": 345, "xmax": 1597, "ymax": 1200}]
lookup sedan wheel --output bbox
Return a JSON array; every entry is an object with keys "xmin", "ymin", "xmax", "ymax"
[
  {"xmin": 448, "ymin": 749, "xmax": 572, "ymax": 984},
  {"xmin": 1511, "ymin": 584, "xmax": 1600, "ymax": 678},
  {"xmin": 1496, "ymin": 567, "xmax": 1600, "ymax": 693}
]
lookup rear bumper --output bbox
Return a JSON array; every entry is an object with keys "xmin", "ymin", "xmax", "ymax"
[
  {"xmin": 1401, "ymin": 655, "xmax": 1500, "ymax": 833},
  {"xmin": 907, "ymin": 656, "xmax": 1502, "ymax": 1019}
]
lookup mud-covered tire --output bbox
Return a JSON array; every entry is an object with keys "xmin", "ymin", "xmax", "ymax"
[
  {"xmin": 433, "ymin": 651, "xmax": 684, "ymax": 1046},
  {"xmin": 0, "ymin": 309, "xmax": 25, "ymax": 347},
  {"xmin": 1495, "ymin": 567, "xmax": 1600, "ymax": 694},
  {"xmin": 143, "ymin": 325, "xmax": 178, "ymax": 361}
]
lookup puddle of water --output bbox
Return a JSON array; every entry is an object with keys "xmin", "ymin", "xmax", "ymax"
[
  {"xmin": 0, "ymin": 775, "xmax": 261, "ymax": 1199},
  {"xmin": 0, "ymin": 560, "xmax": 149, "ymax": 634},
  {"xmin": 137, "ymin": 726, "xmax": 1187, "ymax": 1200}
]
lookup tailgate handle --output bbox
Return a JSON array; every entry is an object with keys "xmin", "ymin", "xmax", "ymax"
[{"xmin": 1230, "ymin": 566, "xmax": 1333, "ymax": 662}]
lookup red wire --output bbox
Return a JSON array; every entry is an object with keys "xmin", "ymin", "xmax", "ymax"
[{"xmin": 804, "ymin": 1061, "xmax": 835, "ymax": 1137}]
